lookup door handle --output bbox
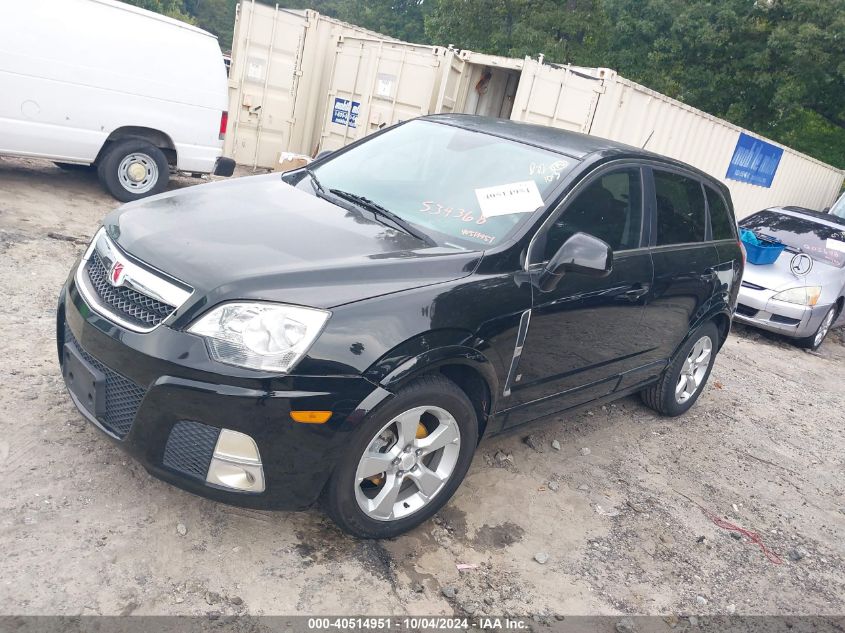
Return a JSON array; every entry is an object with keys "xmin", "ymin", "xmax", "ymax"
[{"xmin": 623, "ymin": 286, "xmax": 649, "ymax": 301}]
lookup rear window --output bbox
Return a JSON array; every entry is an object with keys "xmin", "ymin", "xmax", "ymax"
[
  {"xmin": 706, "ymin": 187, "xmax": 736, "ymax": 240},
  {"xmin": 740, "ymin": 210, "xmax": 845, "ymax": 268},
  {"xmin": 654, "ymin": 171, "xmax": 706, "ymax": 245}
]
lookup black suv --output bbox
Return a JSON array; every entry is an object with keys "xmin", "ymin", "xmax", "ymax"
[{"xmin": 58, "ymin": 115, "xmax": 742, "ymax": 538}]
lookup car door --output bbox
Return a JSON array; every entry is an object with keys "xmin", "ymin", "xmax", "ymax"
[
  {"xmin": 638, "ymin": 167, "xmax": 721, "ymax": 366},
  {"xmin": 499, "ymin": 164, "xmax": 655, "ymax": 428}
]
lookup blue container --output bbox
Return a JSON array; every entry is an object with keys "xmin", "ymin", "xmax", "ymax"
[{"xmin": 741, "ymin": 229, "xmax": 785, "ymax": 265}]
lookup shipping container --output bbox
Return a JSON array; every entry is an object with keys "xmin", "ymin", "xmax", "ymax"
[
  {"xmin": 224, "ymin": 2, "xmax": 402, "ymax": 167},
  {"xmin": 225, "ymin": 0, "xmax": 844, "ymax": 218},
  {"xmin": 510, "ymin": 63, "xmax": 844, "ymax": 218}
]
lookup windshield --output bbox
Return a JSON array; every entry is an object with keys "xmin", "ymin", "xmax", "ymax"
[
  {"xmin": 740, "ymin": 209, "xmax": 845, "ymax": 268},
  {"xmin": 831, "ymin": 192, "xmax": 845, "ymax": 219},
  {"xmin": 309, "ymin": 120, "xmax": 575, "ymax": 249}
]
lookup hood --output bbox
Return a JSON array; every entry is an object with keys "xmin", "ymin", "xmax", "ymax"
[
  {"xmin": 742, "ymin": 249, "xmax": 843, "ymax": 292},
  {"xmin": 104, "ymin": 174, "xmax": 480, "ymax": 309}
]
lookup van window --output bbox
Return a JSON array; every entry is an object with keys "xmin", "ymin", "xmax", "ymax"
[
  {"xmin": 654, "ymin": 171, "xmax": 706, "ymax": 245},
  {"xmin": 706, "ymin": 187, "xmax": 735, "ymax": 240},
  {"xmin": 543, "ymin": 168, "xmax": 643, "ymax": 260}
]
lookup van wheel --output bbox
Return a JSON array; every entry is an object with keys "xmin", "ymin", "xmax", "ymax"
[
  {"xmin": 795, "ymin": 305, "xmax": 837, "ymax": 351},
  {"xmin": 97, "ymin": 139, "xmax": 169, "ymax": 202},
  {"xmin": 640, "ymin": 321, "xmax": 719, "ymax": 417},
  {"xmin": 323, "ymin": 375, "xmax": 477, "ymax": 538}
]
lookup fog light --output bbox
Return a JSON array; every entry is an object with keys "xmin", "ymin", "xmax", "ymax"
[{"xmin": 206, "ymin": 429, "xmax": 265, "ymax": 493}]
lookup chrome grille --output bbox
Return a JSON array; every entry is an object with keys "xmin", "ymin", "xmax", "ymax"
[{"xmin": 85, "ymin": 250, "xmax": 175, "ymax": 328}]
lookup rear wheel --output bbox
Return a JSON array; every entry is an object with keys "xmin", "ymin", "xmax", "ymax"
[
  {"xmin": 97, "ymin": 139, "xmax": 169, "ymax": 202},
  {"xmin": 323, "ymin": 375, "xmax": 477, "ymax": 538},
  {"xmin": 641, "ymin": 321, "xmax": 719, "ymax": 417},
  {"xmin": 796, "ymin": 305, "xmax": 837, "ymax": 351}
]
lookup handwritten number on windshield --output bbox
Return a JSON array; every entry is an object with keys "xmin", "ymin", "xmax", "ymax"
[{"xmin": 419, "ymin": 201, "xmax": 488, "ymax": 225}]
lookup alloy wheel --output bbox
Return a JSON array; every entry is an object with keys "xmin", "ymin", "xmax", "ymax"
[
  {"xmin": 354, "ymin": 405, "xmax": 461, "ymax": 522},
  {"xmin": 814, "ymin": 308, "xmax": 835, "ymax": 348},
  {"xmin": 675, "ymin": 335, "xmax": 713, "ymax": 404}
]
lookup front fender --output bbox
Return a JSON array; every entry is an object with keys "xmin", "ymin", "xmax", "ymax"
[{"xmin": 363, "ymin": 330, "xmax": 501, "ymax": 409}]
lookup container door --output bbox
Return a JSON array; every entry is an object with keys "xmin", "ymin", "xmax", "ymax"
[
  {"xmin": 434, "ymin": 50, "xmax": 468, "ymax": 114},
  {"xmin": 319, "ymin": 38, "xmax": 443, "ymax": 152},
  {"xmin": 510, "ymin": 58, "xmax": 604, "ymax": 133},
  {"xmin": 226, "ymin": 3, "xmax": 308, "ymax": 168}
]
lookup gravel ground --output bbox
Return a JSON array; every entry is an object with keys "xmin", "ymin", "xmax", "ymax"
[{"xmin": 1, "ymin": 156, "xmax": 844, "ymax": 618}]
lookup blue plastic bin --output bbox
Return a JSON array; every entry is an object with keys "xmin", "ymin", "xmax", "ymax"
[{"xmin": 740, "ymin": 229, "xmax": 785, "ymax": 265}]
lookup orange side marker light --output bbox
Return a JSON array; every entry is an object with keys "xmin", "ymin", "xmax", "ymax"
[{"xmin": 290, "ymin": 411, "xmax": 332, "ymax": 424}]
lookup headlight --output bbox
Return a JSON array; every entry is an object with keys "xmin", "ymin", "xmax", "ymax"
[
  {"xmin": 770, "ymin": 286, "xmax": 822, "ymax": 306},
  {"xmin": 188, "ymin": 302, "xmax": 330, "ymax": 372}
]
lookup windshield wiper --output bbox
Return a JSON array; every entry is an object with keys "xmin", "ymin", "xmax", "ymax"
[
  {"xmin": 305, "ymin": 168, "xmax": 325, "ymax": 194},
  {"xmin": 328, "ymin": 189, "xmax": 436, "ymax": 246}
]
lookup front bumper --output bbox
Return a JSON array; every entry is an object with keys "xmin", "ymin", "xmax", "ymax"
[
  {"xmin": 58, "ymin": 277, "xmax": 388, "ymax": 510},
  {"xmin": 735, "ymin": 284, "xmax": 831, "ymax": 338}
]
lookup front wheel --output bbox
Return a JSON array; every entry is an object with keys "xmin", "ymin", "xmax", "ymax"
[
  {"xmin": 97, "ymin": 139, "xmax": 169, "ymax": 202},
  {"xmin": 323, "ymin": 375, "xmax": 477, "ymax": 538},
  {"xmin": 641, "ymin": 321, "xmax": 719, "ymax": 417},
  {"xmin": 796, "ymin": 305, "xmax": 837, "ymax": 351}
]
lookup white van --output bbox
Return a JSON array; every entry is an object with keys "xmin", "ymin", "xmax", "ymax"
[{"xmin": 0, "ymin": 0, "xmax": 234, "ymax": 201}]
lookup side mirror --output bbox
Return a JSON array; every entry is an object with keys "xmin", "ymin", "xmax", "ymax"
[
  {"xmin": 315, "ymin": 150, "xmax": 334, "ymax": 161},
  {"xmin": 537, "ymin": 232, "xmax": 613, "ymax": 292}
]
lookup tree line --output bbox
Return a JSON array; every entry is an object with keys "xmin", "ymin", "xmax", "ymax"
[{"xmin": 125, "ymin": 0, "xmax": 845, "ymax": 169}]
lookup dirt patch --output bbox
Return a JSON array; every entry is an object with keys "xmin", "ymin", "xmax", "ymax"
[{"xmin": 473, "ymin": 523, "xmax": 526, "ymax": 550}]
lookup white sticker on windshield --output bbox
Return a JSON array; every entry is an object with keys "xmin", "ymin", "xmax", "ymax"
[
  {"xmin": 475, "ymin": 180, "xmax": 544, "ymax": 218},
  {"xmin": 826, "ymin": 238, "xmax": 845, "ymax": 253}
]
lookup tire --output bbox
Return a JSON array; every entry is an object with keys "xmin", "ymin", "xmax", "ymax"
[
  {"xmin": 640, "ymin": 321, "xmax": 719, "ymax": 417},
  {"xmin": 96, "ymin": 139, "xmax": 169, "ymax": 202},
  {"xmin": 54, "ymin": 162, "xmax": 95, "ymax": 172},
  {"xmin": 323, "ymin": 375, "xmax": 478, "ymax": 538},
  {"xmin": 796, "ymin": 305, "xmax": 837, "ymax": 351}
]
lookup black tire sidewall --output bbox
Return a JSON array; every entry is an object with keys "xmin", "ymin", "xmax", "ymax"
[
  {"xmin": 659, "ymin": 322, "xmax": 719, "ymax": 417},
  {"xmin": 324, "ymin": 376, "xmax": 478, "ymax": 539},
  {"xmin": 97, "ymin": 139, "xmax": 169, "ymax": 202}
]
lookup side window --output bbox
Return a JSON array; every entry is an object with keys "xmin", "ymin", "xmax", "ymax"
[
  {"xmin": 706, "ymin": 186, "xmax": 736, "ymax": 240},
  {"xmin": 654, "ymin": 171, "xmax": 706, "ymax": 245},
  {"xmin": 543, "ymin": 168, "xmax": 643, "ymax": 260}
]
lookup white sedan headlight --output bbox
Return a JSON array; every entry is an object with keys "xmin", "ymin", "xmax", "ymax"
[
  {"xmin": 188, "ymin": 302, "xmax": 330, "ymax": 372},
  {"xmin": 770, "ymin": 286, "xmax": 822, "ymax": 306}
]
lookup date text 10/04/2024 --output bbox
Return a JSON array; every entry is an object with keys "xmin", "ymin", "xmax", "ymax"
[{"xmin": 306, "ymin": 617, "xmax": 530, "ymax": 630}]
